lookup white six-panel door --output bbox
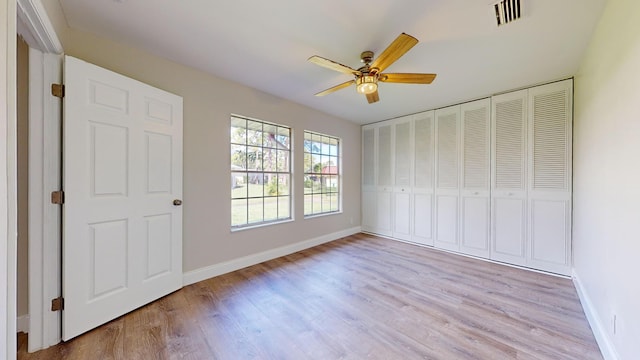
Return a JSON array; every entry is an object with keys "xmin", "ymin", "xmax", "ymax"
[{"xmin": 63, "ymin": 56, "xmax": 183, "ymax": 340}]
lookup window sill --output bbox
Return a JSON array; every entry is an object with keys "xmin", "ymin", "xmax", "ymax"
[
  {"xmin": 304, "ymin": 211, "xmax": 342, "ymax": 220},
  {"xmin": 231, "ymin": 218, "xmax": 294, "ymax": 233}
]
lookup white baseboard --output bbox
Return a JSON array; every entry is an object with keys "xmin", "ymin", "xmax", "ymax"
[
  {"xmin": 183, "ymin": 226, "xmax": 361, "ymax": 286},
  {"xmin": 572, "ymin": 271, "xmax": 619, "ymax": 360},
  {"xmin": 17, "ymin": 315, "xmax": 29, "ymax": 333}
]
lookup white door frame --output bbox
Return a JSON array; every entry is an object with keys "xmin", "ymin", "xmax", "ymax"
[
  {"xmin": 1, "ymin": 0, "xmax": 18, "ymax": 357},
  {"xmin": 17, "ymin": 0, "xmax": 64, "ymax": 352}
]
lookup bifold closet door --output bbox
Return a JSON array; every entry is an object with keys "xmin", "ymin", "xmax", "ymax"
[
  {"xmin": 412, "ymin": 111, "xmax": 435, "ymax": 245},
  {"xmin": 393, "ymin": 118, "xmax": 412, "ymax": 241},
  {"xmin": 376, "ymin": 123, "xmax": 393, "ymax": 236},
  {"xmin": 491, "ymin": 90, "xmax": 528, "ymax": 266},
  {"xmin": 361, "ymin": 126, "xmax": 377, "ymax": 233},
  {"xmin": 527, "ymin": 80, "xmax": 572, "ymax": 275},
  {"xmin": 434, "ymin": 105, "xmax": 460, "ymax": 251},
  {"xmin": 459, "ymin": 99, "xmax": 491, "ymax": 258}
]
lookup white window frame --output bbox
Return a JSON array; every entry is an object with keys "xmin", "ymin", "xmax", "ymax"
[
  {"xmin": 230, "ymin": 115, "xmax": 292, "ymax": 229},
  {"xmin": 303, "ymin": 130, "xmax": 341, "ymax": 217}
]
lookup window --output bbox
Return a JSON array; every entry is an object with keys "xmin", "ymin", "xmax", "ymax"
[
  {"xmin": 231, "ymin": 115, "xmax": 291, "ymax": 228},
  {"xmin": 304, "ymin": 131, "xmax": 340, "ymax": 216}
]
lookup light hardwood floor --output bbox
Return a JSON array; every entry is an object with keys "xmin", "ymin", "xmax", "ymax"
[{"xmin": 18, "ymin": 233, "xmax": 602, "ymax": 359}]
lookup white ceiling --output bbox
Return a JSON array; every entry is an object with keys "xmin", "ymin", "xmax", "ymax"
[{"xmin": 57, "ymin": 0, "xmax": 607, "ymax": 124}]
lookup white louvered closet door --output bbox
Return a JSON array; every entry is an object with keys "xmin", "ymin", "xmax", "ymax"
[
  {"xmin": 412, "ymin": 111, "xmax": 435, "ymax": 245},
  {"xmin": 361, "ymin": 126, "xmax": 377, "ymax": 232},
  {"xmin": 459, "ymin": 99, "xmax": 491, "ymax": 258},
  {"xmin": 527, "ymin": 80, "xmax": 572, "ymax": 275},
  {"xmin": 491, "ymin": 90, "xmax": 528, "ymax": 266},
  {"xmin": 393, "ymin": 117, "xmax": 412, "ymax": 240},
  {"xmin": 434, "ymin": 105, "xmax": 461, "ymax": 251},
  {"xmin": 376, "ymin": 123, "xmax": 393, "ymax": 236}
]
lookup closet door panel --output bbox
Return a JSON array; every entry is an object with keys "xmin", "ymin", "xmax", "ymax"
[
  {"xmin": 459, "ymin": 99, "xmax": 490, "ymax": 257},
  {"xmin": 436, "ymin": 195, "xmax": 458, "ymax": 247},
  {"xmin": 376, "ymin": 191, "xmax": 392, "ymax": 236},
  {"xmin": 527, "ymin": 80, "xmax": 572, "ymax": 275},
  {"xmin": 413, "ymin": 194, "xmax": 433, "ymax": 245},
  {"xmin": 412, "ymin": 111, "xmax": 434, "ymax": 244},
  {"xmin": 461, "ymin": 197, "xmax": 489, "ymax": 253},
  {"xmin": 393, "ymin": 118, "xmax": 412, "ymax": 240},
  {"xmin": 491, "ymin": 90, "xmax": 527, "ymax": 264},
  {"xmin": 492, "ymin": 198, "xmax": 526, "ymax": 264},
  {"xmin": 361, "ymin": 190, "xmax": 377, "ymax": 232},
  {"xmin": 434, "ymin": 106, "xmax": 460, "ymax": 251}
]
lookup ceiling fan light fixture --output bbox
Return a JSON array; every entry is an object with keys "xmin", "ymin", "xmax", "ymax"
[{"xmin": 356, "ymin": 75, "xmax": 378, "ymax": 95}]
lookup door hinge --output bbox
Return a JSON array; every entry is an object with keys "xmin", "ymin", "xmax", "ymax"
[
  {"xmin": 51, "ymin": 190, "xmax": 65, "ymax": 205},
  {"xmin": 51, "ymin": 83, "xmax": 65, "ymax": 98},
  {"xmin": 51, "ymin": 297, "xmax": 64, "ymax": 311}
]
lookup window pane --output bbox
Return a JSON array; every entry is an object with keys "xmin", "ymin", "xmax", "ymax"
[
  {"xmin": 329, "ymin": 193, "xmax": 339, "ymax": 212},
  {"xmin": 304, "ymin": 194, "xmax": 313, "ymax": 215},
  {"xmin": 231, "ymin": 145, "xmax": 247, "ymax": 170},
  {"xmin": 312, "ymin": 194, "xmax": 322, "ymax": 214},
  {"xmin": 265, "ymin": 173, "xmax": 281, "ymax": 196},
  {"xmin": 247, "ymin": 198, "xmax": 263, "ymax": 224},
  {"xmin": 262, "ymin": 148, "xmax": 276, "ymax": 171},
  {"xmin": 230, "ymin": 119, "xmax": 247, "ymax": 145},
  {"xmin": 278, "ymin": 196, "xmax": 290, "ymax": 219},
  {"xmin": 231, "ymin": 199, "xmax": 247, "ymax": 226},
  {"xmin": 304, "ymin": 175, "xmax": 313, "ymax": 194},
  {"xmin": 278, "ymin": 174, "xmax": 290, "ymax": 196},
  {"xmin": 231, "ymin": 173, "xmax": 247, "ymax": 198},
  {"xmin": 304, "ymin": 153, "xmax": 312, "ymax": 173},
  {"xmin": 277, "ymin": 127, "xmax": 290, "ymax": 149},
  {"xmin": 264, "ymin": 197, "xmax": 278, "ymax": 222},
  {"xmin": 246, "ymin": 146, "xmax": 262, "ymax": 170},
  {"xmin": 247, "ymin": 173, "xmax": 264, "ymax": 197},
  {"xmin": 277, "ymin": 150, "xmax": 289, "ymax": 172},
  {"xmin": 263, "ymin": 124, "xmax": 277, "ymax": 148}
]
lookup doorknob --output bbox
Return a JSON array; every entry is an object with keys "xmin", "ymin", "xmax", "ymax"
[{"xmin": 173, "ymin": 199, "xmax": 183, "ymax": 206}]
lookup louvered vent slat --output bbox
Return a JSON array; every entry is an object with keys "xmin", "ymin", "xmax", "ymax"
[
  {"xmin": 378, "ymin": 125, "xmax": 392, "ymax": 186},
  {"xmin": 395, "ymin": 122, "xmax": 411, "ymax": 187},
  {"xmin": 464, "ymin": 108, "xmax": 488, "ymax": 189},
  {"xmin": 533, "ymin": 90, "xmax": 567, "ymax": 190},
  {"xmin": 437, "ymin": 114, "xmax": 458, "ymax": 189},
  {"xmin": 414, "ymin": 116, "xmax": 433, "ymax": 188},
  {"xmin": 363, "ymin": 128, "xmax": 375, "ymax": 186},
  {"xmin": 495, "ymin": 98, "xmax": 524, "ymax": 190}
]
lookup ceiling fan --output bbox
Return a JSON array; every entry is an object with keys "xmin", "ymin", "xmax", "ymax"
[{"xmin": 308, "ymin": 33, "xmax": 437, "ymax": 104}]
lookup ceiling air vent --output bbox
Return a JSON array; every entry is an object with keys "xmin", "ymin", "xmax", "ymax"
[{"xmin": 494, "ymin": 0, "xmax": 521, "ymax": 26}]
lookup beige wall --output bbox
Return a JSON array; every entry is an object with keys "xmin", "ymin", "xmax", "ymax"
[
  {"xmin": 573, "ymin": 0, "xmax": 640, "ymax": 358},
  {"xmin": 40, "ymin": 1, "xmax": 361, "ymax": 274},
  {"xmin": 16, "ymin": 36, "xmax": 28, "ymax": 318}
]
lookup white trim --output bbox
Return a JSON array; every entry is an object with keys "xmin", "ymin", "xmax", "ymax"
[
  {"xmin": 2, "ymin": 0, "xmax": 18, "ymax": 358},
  {"xmin": 27, "ymin": 48, "xmax": 62, "ymax": 352},
  {"xmin": 17, "ymin": 314, "xmax": 30, "ymax": 333},
  {"xmin": 183, "ymin": 227, "xmax": 362, "ymax": 285},
  {"xmin": 573, "ymin": 271, "xmax": 619, "ymax": 360},
  {"xmin": 16, "ymin": 0, "xmax": 63, "ymax": 54}
]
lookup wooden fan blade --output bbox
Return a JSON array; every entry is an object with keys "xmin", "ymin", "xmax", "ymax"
[
  {"xmin": 366, "ymin": 90, "xmax": 380, "ymax": 104},
  {"xmin": 370, "ymin": 33, "xmax": 418, "ymax": 73},
  {"xmin": 308, "ymin": 56, "xmax": 361, "ymax": 76},
  {"xmin": 379, "ymin": 73, "xmax": 437, "ymax": 84},
  {"xmin": 315, "ymin": 80, "xmax": 356, "ymax": 96}
]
